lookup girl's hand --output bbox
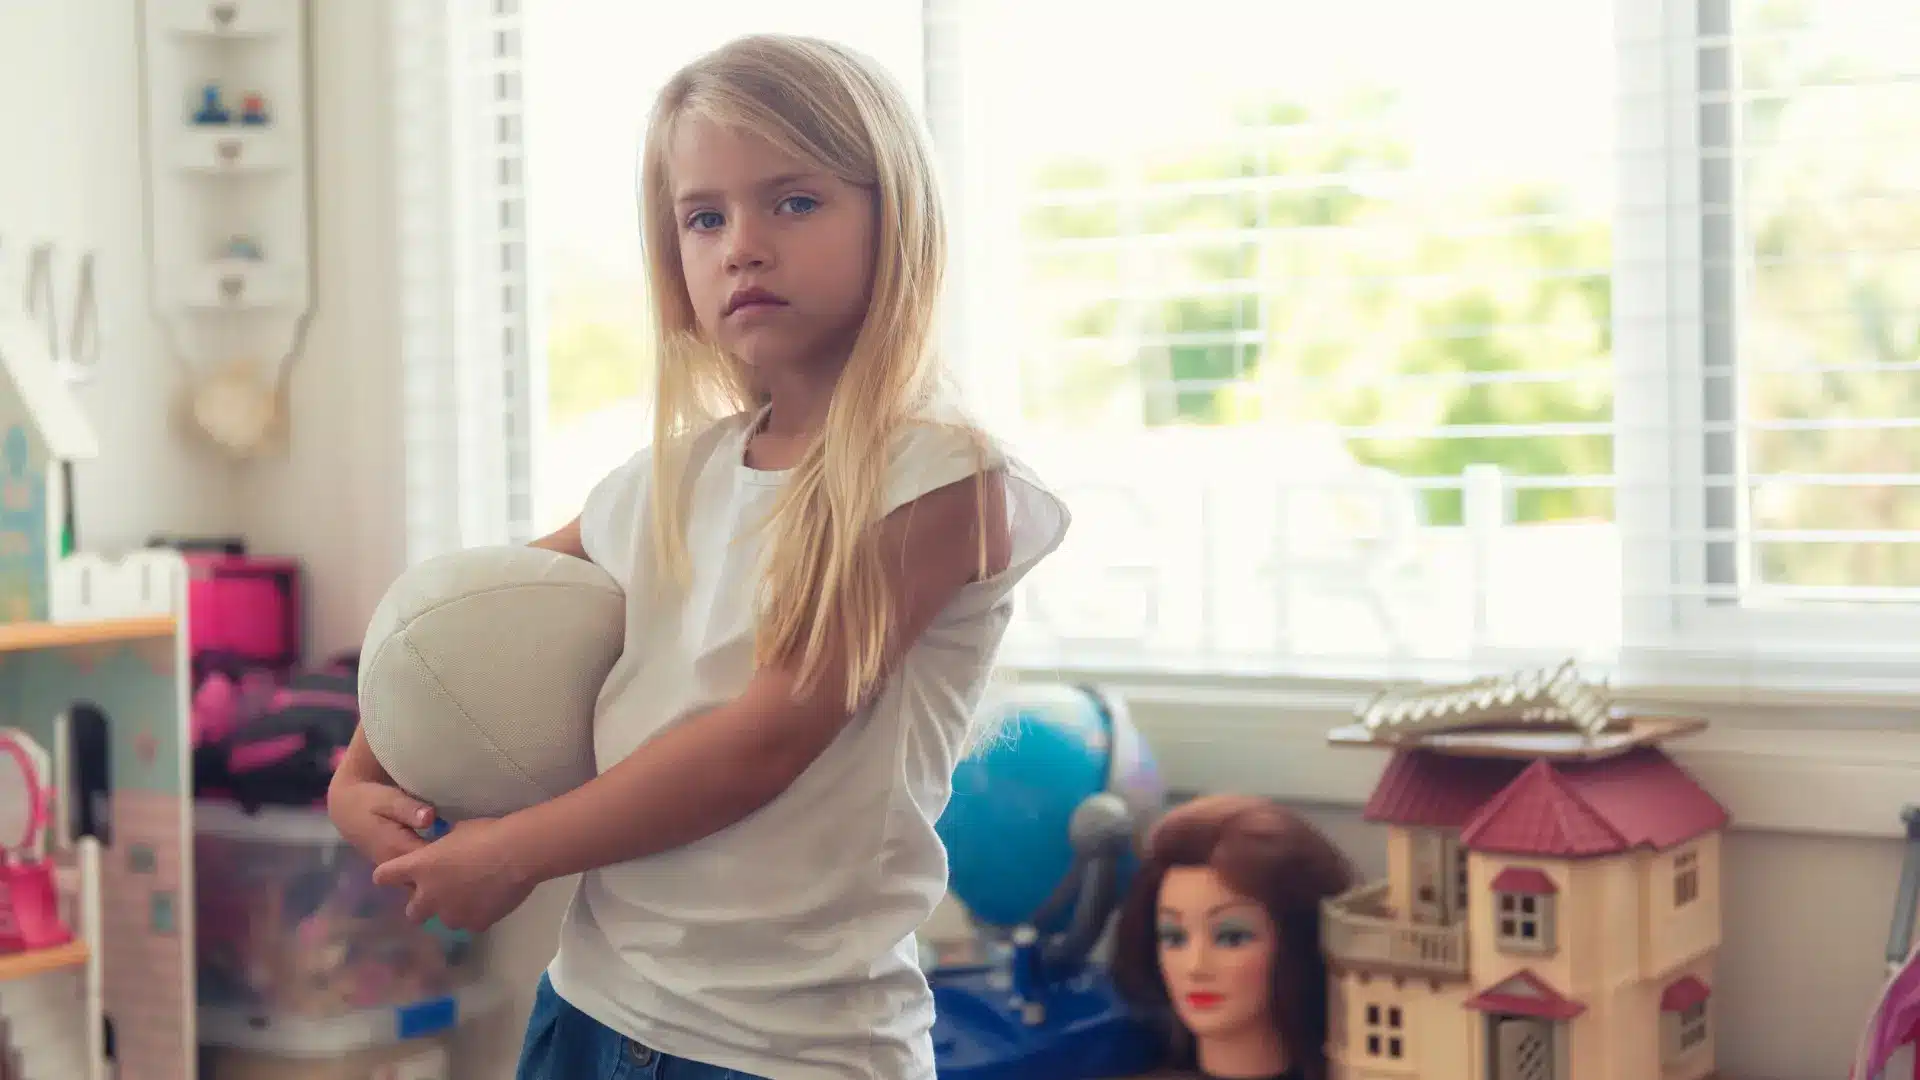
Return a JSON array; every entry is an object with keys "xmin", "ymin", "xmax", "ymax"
[
  {"xmin": 371, "ymin": 818, "xmax": 536, "ymax": 933},
  {"xmin": 328, "ymin": 779, "xmax": 435, "ymax": 866}
]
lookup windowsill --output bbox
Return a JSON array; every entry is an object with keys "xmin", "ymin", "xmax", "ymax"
[{"xmin": 1001, "ymin": 663, "xmax": 1920, "ymax": 840}]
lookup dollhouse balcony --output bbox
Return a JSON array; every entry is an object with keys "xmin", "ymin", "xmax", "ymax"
[{"xmin": 1322, "ymin": 881, "xmax": 1468, "ymax": 980}]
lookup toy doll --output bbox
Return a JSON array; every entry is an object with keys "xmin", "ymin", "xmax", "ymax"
[{"xmin": 1111, "ymin": 794, "xmax": 1354, "ymax": 1080}]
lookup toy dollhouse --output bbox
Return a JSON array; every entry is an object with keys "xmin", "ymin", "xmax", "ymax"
[
  {"xmin": 1322, "ymin": 665, "xmax": 1729, "ymax": 1080},
  {"xmin": 0, "ymin": 312, "xmax": 197, "ymax": 1080},
  {"xmin": 0, "ymin": 317, "xmax": 97, "ymax": 622}
]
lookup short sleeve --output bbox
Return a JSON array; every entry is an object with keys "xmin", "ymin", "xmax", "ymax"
[
  {"xmin": 577, "ymin": 449, "xmax": 651, "ymax": 588},
  {"xmin": 885, "ymin": 421, "xmax": 1071, "ymax": 623}
]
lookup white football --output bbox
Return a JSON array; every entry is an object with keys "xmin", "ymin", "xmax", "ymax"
[{"xmin": 357, "ymin": 545, "xmax": 624, "ymax": 821}]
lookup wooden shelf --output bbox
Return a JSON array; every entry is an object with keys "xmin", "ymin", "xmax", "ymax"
[
  {"xmin": 0, "ymin": 616, "xmax": 176, "ymax": 654},
  {"xmin": 0, "ymin": 940, "xmax": 87, "ymax": 983}
]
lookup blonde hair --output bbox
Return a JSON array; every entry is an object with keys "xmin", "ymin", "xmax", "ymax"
[{"xmin": 640, "ymin": 34, "xmax": 973, "ymax": 709}]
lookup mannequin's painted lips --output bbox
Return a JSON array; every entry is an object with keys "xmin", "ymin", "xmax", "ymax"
[{"xmin": 1186, "ymin": 992, "xmax": 1225, "ymax": 1009}]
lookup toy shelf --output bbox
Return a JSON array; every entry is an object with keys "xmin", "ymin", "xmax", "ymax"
[
  {"xmin": 157, "ymin": 0, "xmax": 298, "ymax": 39},
  {"xmin": 0, "ymin": 941, "xmax": 88, "ymax": 984},
  {"xmin": 139, "ymin": 0, "xmax": 313, "ymax": 373},
  {"xmin": 0, "ymin": 616, "xmax": 175, "ymax": 654},
  {"xmin": 173, "ymin": 259, "xmax": 307, "ymax": 312},
  {"xmin": 174, "ymin": 127, "xmax": 294, "ymax": 174}
]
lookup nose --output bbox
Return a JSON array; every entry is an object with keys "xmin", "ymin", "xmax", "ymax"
[
  {"xmin": 723, "ymin": 216, "xmax": 772, "ymax": 274},
  {"xmin": 1175, "ymin": 938, "xmax": 1216, "ymax": 978}
]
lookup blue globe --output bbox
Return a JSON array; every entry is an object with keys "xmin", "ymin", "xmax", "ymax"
[{"xmin": 938, "ymin": 684, "xmax": 1165, "ymax": 932}]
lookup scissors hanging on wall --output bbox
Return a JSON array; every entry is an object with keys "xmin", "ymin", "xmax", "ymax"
[{"xmin": 16, "ymin": 239, "xmax": 101, "ymax": 383}]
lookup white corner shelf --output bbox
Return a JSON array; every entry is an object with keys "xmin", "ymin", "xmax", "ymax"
[
  {"xmin": 160, "ymin": 0, "xmax": 296, "ymax": 39},
  {"xmin": 174, "ymin": 126, "xmax": 292, "ymax": 174},
  {"xmin": 175, "ymin": 260, "xmax": 306, "ymax": 311},
  {"xmin": 141, "ymin": 0, "xmax": 313, "ymax": 368}
]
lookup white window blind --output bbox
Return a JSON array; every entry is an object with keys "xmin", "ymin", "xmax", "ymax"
[
  {"xmin": 408, "ymin": 0, "xmax": 1920, "ymax": 695},
  {"xmin": 392, "ymin": 0, "xmax": 535, "ymax": 561},
  {"xmin": 1620, "ymin": 0, "xmax": 1920, "ymax": 693},
  {"xmin": 931, "ymin": 0, "xmax": 1920, "ymax": 694}
]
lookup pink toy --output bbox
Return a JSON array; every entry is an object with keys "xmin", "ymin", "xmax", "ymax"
[
  {"xmin": 181, "ymin": 550, "xmax": 302, "ymax": 679},
  {"xmin": 1323, "ymin": 664, "xmax": 1729, "ymax": 1080},
  {"xmin": 191, "ymin": 667, "xmax": 280, "ymax": 746},
  {"xmin": 1857, "ymin": 947, "xmax": 1920, "ymax": 1079},
  {"xmin": 0, "ymin": 729, "xmax": 71, "ymax": 951}
]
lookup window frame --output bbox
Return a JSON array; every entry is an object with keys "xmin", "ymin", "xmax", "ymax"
[
  {"xmin": 1663, "ymin": 999, "xmax": 1710, "ymax": 1062},
  {"xmin": 1612, "ymin": 0, "xmax": 1920, "ymax": 697},
  {"xmin": 391, "ymin": 0, "xmax": 533, "ymax": 561},
  {"xmin": 442, "ymin": 0, "xmax": 1920, "ymax": 698},
  {"xmin": 1361, "ymin": 1002, "xmax": 1406, "ymax": 1062},
  {"xmin": 1672, "ymin": 848, "xmax": 1700, "ymax": 908},
  {"xmin": 1493, "ymin": 889, "xmax": 1557, "ymax": 955},
  {"xmin": 938, "ymin": 0, "xmax": 1920, "ymax": 696}
]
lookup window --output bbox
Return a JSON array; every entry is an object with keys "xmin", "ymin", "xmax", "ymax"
[
  {"xmin": 1677, "ymin": 1003, "xmax": 1708, "ymax": 1051},
  {"xmin": 1663, "ymin": 997, "xmax": 1711, "ymax": 1060},
  {"xmin": 1495, "ymin": 891, "xmax": 1556, "ymax": 954},
  {"xmin": 932, "ymin": 0, "xmax": 1920, "ymax": 694},
  {"xmin": 405, "ymin": 0, "xmax": 1920, "ymax": 695},
  {"xmin": 1673, "ymin": 849, "xmax": 1700, "ymax": 907},
  {"xmin": 1662, "ymin": 976, "xmax": 1713, "ymax": 1060},
  {"xmin": 1362, "ymin": 1003, "xmax": 1404, "ymax": 1060}
]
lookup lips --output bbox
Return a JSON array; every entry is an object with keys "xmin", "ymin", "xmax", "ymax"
[
  {"xmin": 725, "ymin": 286, "xmax": 788, "ymax": 316},
  {"xmin": 1186, "ymin": 992, "xmax": 1225, "ymax": 1010}
]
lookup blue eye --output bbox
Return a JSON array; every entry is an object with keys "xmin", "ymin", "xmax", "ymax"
[
  {"xmin": 686, "ymin": 210, "xmax": 723, "ymax": 231},
  {"xmin": 1156, "ymin": 924, "xmax": 1188, "ymax": 949},
  {"xmin": 778, "ymin": 194, "xmax": 819, "ymax": 215}
]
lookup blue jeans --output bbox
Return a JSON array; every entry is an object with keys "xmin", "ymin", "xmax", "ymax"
[{"xmin": 516, "ymin": 974, "xmax": 771, "ymax": 1080}]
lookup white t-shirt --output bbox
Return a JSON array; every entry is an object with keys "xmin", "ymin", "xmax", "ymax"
[{"xmin": 547, "ymin": 410, "xmax": 1069, "ymax": 1079}]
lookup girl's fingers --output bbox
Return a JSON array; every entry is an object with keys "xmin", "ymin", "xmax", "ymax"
[{"xmin": 371, "ymin": 788, "xmax": 435, "ymax": 829}]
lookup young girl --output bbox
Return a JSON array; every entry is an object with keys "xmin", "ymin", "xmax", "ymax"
[{"xmin": 328, "ymin": 32, "xmax": 1068, "ymax": 1080}]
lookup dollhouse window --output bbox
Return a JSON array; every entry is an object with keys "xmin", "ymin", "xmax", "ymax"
[
  {"xmin": 1494, "ymin": 892, "xmax": 1557, "ymax": 954},
  {"xmin": 1661, "ymin": 976, "xmax": 1712, "ymax": 1061},
  {"xmin": 1491, "ymin": 866, "xmax": 1558, "ymax": 953},
  {"xmin": 1664, "ymin": 1001, "xmax": 1709, "ymax": 1061},
  {"xmin": 1678, "ymin": 1003, "xmax": 1707, "ymax": 1048},
  {"xmin": 1362, "ymin": 1003, "xmax": 1405, "ymax": 1060},
  {"xmin": 1673, "ymin": 849, "xmax": 1700, "ymax": 907},
  {"xmin": 1453, "ymin": 846, "xmax": 1470, "ymax": 916}
]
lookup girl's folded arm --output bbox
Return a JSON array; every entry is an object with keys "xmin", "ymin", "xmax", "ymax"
[
  {"xmin": 529, "ymin": 515, "xmax": 589, "ymax": 561},
  {"xmin": 497, "ymin": 472, "xmax": 1010, "ymax": 884}
]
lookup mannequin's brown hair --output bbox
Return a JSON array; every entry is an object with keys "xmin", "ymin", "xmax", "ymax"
[{"xmin": 1111, "ymin": 795, "xmax": 1355, "ymax": 1080}]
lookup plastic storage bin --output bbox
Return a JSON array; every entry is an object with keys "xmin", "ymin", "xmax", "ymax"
[
  {"xmin": 205, "ymin": 1037, "xmax": 450, "ymax": 1080},
  {"xmin": 194, "ymin": 800, "xmax": 473, "ymax": 1021},
  {"xmin": 196, "ymin": 981, "xmax": 500, "ymax": 1058}
]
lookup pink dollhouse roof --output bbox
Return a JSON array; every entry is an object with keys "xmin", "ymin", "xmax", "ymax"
[
  {"xmin": 1490, "ymin": 866, "xmax": 1557, "ymax": 894},
  {"xmin": 1461, "ymin": 760, "xmax": 1630, "ymax": 857},
  {"xmin": 1662, "ymin": 975, "xmax": 1711, "ymax": 1012},
  {"xmin": 1465, "ymin": 970, "xmax": 1587, "ymax": 1020},
  {"xmin": 1362, "ymin": 750, "xmax": 1526, "ymax": 828},
  {"xmin": 1365, "ymin": 747, "xmax": 1729, "ymax": 858}
]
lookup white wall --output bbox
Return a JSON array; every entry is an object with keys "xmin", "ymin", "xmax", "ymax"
[
  {"xmin": 0, "ymin": 1, "xmax": 239, "ymax": 549},
  {"xmin": 232, "ymin": 0, "xmax": 411, "ymax": 661}
]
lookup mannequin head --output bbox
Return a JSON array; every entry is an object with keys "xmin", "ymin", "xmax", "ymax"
[{"xmin": 1112, "ymin": 795, "xmax": 1354, "ymax": 1080}]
